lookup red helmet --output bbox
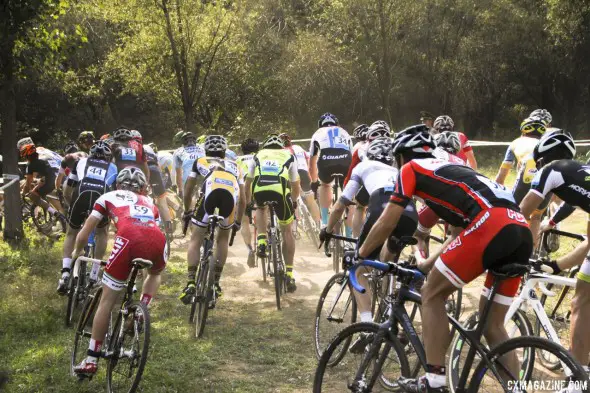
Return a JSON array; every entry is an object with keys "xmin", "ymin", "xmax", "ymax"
[
  {"xmin": 20, "ymin": 144, "xmax": 37, "ymax": 159},
  {"xmin": 279, "ymin": 133, "xmax": 292, "ymax": 147}
]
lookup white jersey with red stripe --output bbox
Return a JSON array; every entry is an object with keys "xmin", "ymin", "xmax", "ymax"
[
  {"xmin": 432, "ymin": 147, "xmax": 466, "ymax": 165},
  {"xmin": 91, "ymin": 190, "xmax": 160, "ymax": 234},
  {"xmin": 285, "ymin": 144, "xmax": 309, "ymax": 171}
]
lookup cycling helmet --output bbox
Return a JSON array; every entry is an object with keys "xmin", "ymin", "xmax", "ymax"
[
  {"xmin": 366, "ymin": 137, "xmax": 394, "ymax": 165},
  {"xmin": 173, "ymin": 130, "xmax": 186, "ymax": 145},
  {"xmin": 182, "ymin": 132, "xmax": 197, "ymax": 146},
  {"xmin": 89, "ymin": 141, "xmax": 112, "ymax": 160},
  {"xmin": 130, "ymin": 129, "xmax": 142, "ymax": 142},
  {"xmin": 19, "ymin": 144, "xmax": 37, "ymax": 159},
  {"xmin": 279, "ymin": 133, "xmax": 292, "ymax": 147},
  {"xmin": 433, "ymin": 115, "xmax": 454, "ymax": 133},
  {"xmin": 262, "ymin": 134, "xmax": 285, "ymax": 149},
  {"xmin": 99, "ymin": 134, "xmax": 111, "ymax": 141},
  {"xmin": 392, "ymin": 124, "xmax": 436, "ymax": 155},
  {"xmin": 370, "ymin": 120, "xmax": 391, "ymax": 134},
  {"xmin": 204, "ymin": 135, "xmax": 227, "ymax": 154},
  {"xmin": 113, "ymin": 127, "xmax": 133, "ymax": 141},
  {"xmin": 353, "ymin": 124, "xmax": 369, "ymax": 141},
  {"xmin": 532, "ymin": 129, "xmax": 576, "ymax": 167},
  {"xmin": 78, "ymin": 131, "xmax": 95, "ymax": 144},
  {"xmin": 366, "ymin": 123, "xmax": 391, "ymax": 142},
  {"xmin": 147, "ymin": 142, "xmax": 158, "ymax": 154},
  {"xmin": 116, "ymin": 167, "xmax": 148, "ymax": 193},
  {"xmin": 64, "ymin": 141, "xmax": 80, "ymax": 155},
  {"xmin": 530, "ymin": 109, "xmax": 552, "ymax": 125},
  {"xmin": 240, "ymin": 138, "xmax": 259, "ymax": 155},
  {"xmin": 318, "ymin": 112, "xmax": 339, "ymax": 128},
  {"xmin": 520, "ymin": 117, "xmax": 546, "ymax": 136},
  {"xmin": 17, "ymin": 137, "xmax": 34, "ymax": 151},
  {"xmin": 196, "ymin": 135, "xmax": 206, "ymax": 144},
  {"xmin": 434, "ymin": 131, "xmax": 461, "ymax": 155}
]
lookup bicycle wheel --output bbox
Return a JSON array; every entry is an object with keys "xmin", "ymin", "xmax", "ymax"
[
  {"xmin": 107, "ymin": 302, "xmax": 150, "ymax": 393},
  {"xmin": 65, "ymin": 274, "xmax": 79, "ymax": 327},
  {"xmin": 302, "ymin": 206, "xmax": 320, "ymax": 250},
  {"xmin": 446, "ymin": 288, "xmax": 463, "ymax": 321},
  {"xmin": 314, "ymin": 272, "xmax": 358, "ymax": 363},
  {"xmin": 260, "ymin": 255, "xmax": 267, "ymax": 283},
  {"xmin": 467, "ymin": 336, "xmax": 588, "ymax": 393},
  {"xmin": 71, "ymin": 287, "xmax": 102, "ymax": 376},
  {"xmin": 195, "ymin": 254, "xmax": 214, "ymax": 338},
  {"xmin": 271, "ymin": 236, "xmax": 282, "ymax": 310},
  {"xmin": 313, "ymin": 322, "xmax": 410, "ymax": 393},
  {"xmin": 449, "ymin": 309, "xmax": 532, "ymax": 393}
]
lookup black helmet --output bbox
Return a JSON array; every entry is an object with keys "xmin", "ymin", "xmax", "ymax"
[
  {"xmin": 90, "ymin": 141, "xmax": 112, "ymax": 160},
  {"xmin": 353, "ymin": 124, "xmax": 369, "ymax": 141},
  {"xmin": 366, "ymin": 122, "xmax": 391, "ymax": 142},
  {"xmin": 533, "ymin": 129, "xmax": 576, "ymax": 168},
  {"xmin": 64, "ymin": 141, "xmax": 80, "ymax": 155},
  {"xmin": 392, "ymin": 124, "xmax": 436, "ymax": 156},
  {"xmin": 434, "ymin": 131, "xmax": 461, "ymax": 155},
  {"xmin": 78, "ymin": 130, "xmax": 95, "ymax": 144},
  {"xmin": 366, "ymin": 137, "xmax": 394, "ymax": 165},
  {"xmin": 182, "ymin": 132, "xmax": 197, "ymax": 146},
  {"xmin": 318, "ymin": 112, "xmax": 339, "ymax": 128},
  {"xmin": 241, "ymin": 138, "xmax": 259, "ymax": 155}
]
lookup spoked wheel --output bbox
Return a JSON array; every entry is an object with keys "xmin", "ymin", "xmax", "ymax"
[
  {"xmin": 31, "ymin": 204, "xmax": 53, "ymax": 234},
  {"xmin": 260, "ymin": 255, "xmax": 267, "ymax": 283},
  {"xmin": 313, "ymin": 322, "xmax": 410, "ymax": 392},
  {"xmin": 271, "ymin": 239, "xmax": 282, "ymax": 311},
  {"xmin": 106, "ymin": 302, "xmax": 150, "ymax": 393},
  {"xmin": 332, "ymin": 224, "xmax": 343, "ymax": 274},
  {"xmin": 194, "ymin": 254, "xmax": 214, "ymax": 338},
  {"xmin": 65, "ymin": 275, "xmax": 79, "ymax": 327},
  {"xmin": 314, "ymin": 272, "xmax": 357, "ymax": 364},
  {"xmin": 71, "ymin": 287, "xmax": 102, "ymax": 376}
]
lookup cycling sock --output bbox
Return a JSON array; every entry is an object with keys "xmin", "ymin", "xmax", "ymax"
[
  {"xmin": 187, "ymin": 265, "xmax": 197, "ymax": 282},
  {"xmin": 257, "ymin": 234, "xmax": 267, "ymax": 245},
  {"xmin": 47, "ymin": 206, "xmax": 57, "ymax": 215},
  {"xmin": 425, "ymin": 364, "xmax": 446, "ymax": 388},
  {"xmin": 140, "ymin": 294, "xmax": 152, "ymax": 306},
  {"xmin": 321, "ymin": 207, "xmax": 329, "ymax": 226},
  {"xmin": 345, "ymin": 225, "xmax": 352, "ymax": 238},
  {"xmin": 286, "ymin": 265, "xmax": 293, "ymax": 278},
  {"xmin": 360, "ymin": 311, "xmax": 373, "ymax": 322},
  {"xmin": 61, "ymin": 267, "xmax": 71, "ymax": 278},
  {"xmin": 62, "ymin": 257, "xmax": 72, "ymax": 270},
  {"xmin": 87, "ymin": 339, "xmax": 103, "ymax": 363}
]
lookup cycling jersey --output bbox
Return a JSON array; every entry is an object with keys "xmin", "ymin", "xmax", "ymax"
[
  {"xmin": 37, "ymin": 147, "xmax": 63, "ymax": 172},
  {"xmin": 344, "ymin": 142, "xmax": 369, "ymax": 187},
  {"xmin": 144, "ymin": 145, "xmax": 159, "ymax": 168},
  {"xmin": 236, "ymin": 154, "xmax": 255, "ymax": 183},
  {"xmin": 530, "ymin": 159, "xmax": 590, "ymax": 214},
  {"xmin": 391, "ymin": 158, "xmax": 518, "ymax": 228},
  {"xmin": 143, "ymin": 145, "xmax": 166, "ymax": 197},
  {"xmin": 26, "ymin": 156, "xmax": 57, "ymax": 197},
  {"xmin": 112, "ymin": 140, "xmax": 147, "ymax": 172},
  {"xmin": 285, "ymin": 145, "xmax": 311, "ymax": 192},
  {"xmin": 454, "ymin": 132, "xmax": 473, "ymax": 164},
  {"xmin": 432, "ymin": 147, "xmax": 465, "ymax": 165},
  {"xmin": 173, "ymin": 144, "xmax": 205, "ymax": 185},
  {"xmin": 341, "ymin": 160, "xmax": 397, "ymax": 204},
  {"xmin": 157, "ymin": 151, "xmax": 174, "ymax": 188},
  {"xmin": 310, "ymin": 126, "xmax": 352, "ymax": 184},
  {"xmin": 60, "ymin": 152, "xmax": 88, "ymax": 180},
  {"xmin": 501, "ymin": 135, "xmax": 538, "ymax": 170},
  {"xmin": 189, "ymin": 156, "xmax": 242, "ymax": 229},
  {"xmin": 225, "ymin": 149, "xmax": 238, "ymax": 161},
  {"xmin": 92, "ymin": 190, "xmax": 166, "ymax": 290}
]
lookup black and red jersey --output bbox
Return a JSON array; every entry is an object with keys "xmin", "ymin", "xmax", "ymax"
[
  {"xmin": 112, "ymin": 140, "xmax": 146, "ymax": 172},
  {"xmin": 390, "ymin": 158, "xmax": 518, "ymax": 227}
]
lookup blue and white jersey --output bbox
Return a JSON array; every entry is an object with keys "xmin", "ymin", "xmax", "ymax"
[
  {"xmin": 225, "ymin": 149, "xmax": 238, "ymax": 161},
  {"xmin": 309, "ymin": 126, "xmax": 353, "ymax": 157},
  {"xmin": 173, "ymin": 144, "xmax": 205, "ymax": 184}
]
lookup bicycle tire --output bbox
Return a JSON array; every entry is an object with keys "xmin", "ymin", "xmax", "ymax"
[
  {"xmin": 71, "ymin": 287, "xmax": 102, "ymax": 376},
  {"xmin": 65, "ymin": 275, "xmax": 79, "ymax": 327},
  {"xmin": 302, "ymin": 205, "xmax": 320, "ymax": 250},
  {"xmin": 449, "ymin": 309, "xmax": 533, "ymax": 393},
  {"xmin": 107, "ymin": 302, "xmax": 150, "ymax": 393},
  {"xmin": 261, "ymin": 255, "xmax": 267, "ymax": 283},
  {"xmin": 272, "ymin": 235, "xmax": 282, "ymax": 310},
  {"xmin": 313, "ymin": 322, "xmax": 410, "ymax": 392},
  {"xmin": 314, "ymin": 272, "xmax": 358, "ymax": 363},
  {"xmin": 195, "ymin": 254, "xmax": 214, "ymax": 338},
  {"xmin": 467, "ymin": 336, "xmax": 588, "ymax": 393}
]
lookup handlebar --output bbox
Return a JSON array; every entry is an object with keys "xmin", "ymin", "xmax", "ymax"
[
  {"xmin": 229, "ymin": 225, "xmax": 237, "ymax": 246},
  {"xmin": 546, "ymin": 228, "xmax": 586, "ymax": 242},
  {"xmin": 319, "ymin": 231, "xmax": 357, "ymax": 255},
  {"xmin": 348, "ymin": 259, "xmax": 425, "ymax": 294},
  {"xmin": 77, "ymin": 256, "xmax": 107, "ymax": 267}
]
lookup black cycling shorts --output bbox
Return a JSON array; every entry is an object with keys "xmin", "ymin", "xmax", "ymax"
[
  {"xmin": 298, "ymin": 169, "xmax": 311, "ymax": 192},
  {"xmin": 253, "ymin": 190, "xmax": 294, "ymax": 225},
  {"xmin": 358, "ymin": 188, "xmax": 418, "ymax": 260},
  {"xmin": 512, "ymin": 177, "xmax": 550, "ymax": 211},
  {"xmin": 193, "ymin": 186, "xmax": 236, "ymax": 230},
  {"xmin": 354, "ymin": 186, "xmax": 370, "ymax": 207},
  {"xmin": 317, "ymin": 149, "xmax": 351, "ymax": 185},
  {"xmin": 68, "ymin": 190, "xmax": 108, "ymax": 229},
  {"xmin": 33, "ymin": 180, "xmax": 56, "ymax": 198},
  {"xmin": 149, "ymin": 166, "xmax": 166, "ymax": 197}
]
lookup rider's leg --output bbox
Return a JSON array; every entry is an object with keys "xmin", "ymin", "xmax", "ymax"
[
  {"xmin": 29, "ymin": 191, "xmax": 54, "ymax": 213},
  {"xmin": 344, "ymin": 205, "xmax": 353, "ymax": 238},
  {"xmin": 214, "ymin": 228, "xmax": 231, "ymax": 287},
  {"xmin": 352, "ymin": 205, "xmax": 365, "ymax": 237},
  {"xmin": 530, "ymin": 210, "xmax": 542, "ymax": 248},
  {"xmin": 141, "ymin": 271, "xmax": 162, "ymax": 306},
  {"xmin": 353, "ymin": 266, "xmax": 374, "ymax": 322},
  {"xmin": 280, "ymin": 221, "xmax": 295, "ymax": 277},
  {"xmin": 318, "ymin": 182, "xmax": 332, "ymax": 227},
  {"xmin": 187, "ymin": 225, "xmax": 207, "ymax": 280},
  {"xmin": 241, "ymin": 213, "xmax": 253, "ymax": 249},
  {"xmin": 570, "ymin": 271, "xmax": 590, "ymax": 365},
  {"xmin": 156, "ymin": 194, "xmax": 172, "ymax": 223},
  {"xmin": 255, "ymin": 206, "xmax": 268, "ymax": 257},
  {"xmin": 62, "ymin": 225, "xmax": 79, "ymax": 270},
  {"xmin": 94, "ymin": 224, "xmax": 109, "ymax": 260},
  {"xmin": 303, "ymin": 192, "xmax": 321, "ymax": 225}
]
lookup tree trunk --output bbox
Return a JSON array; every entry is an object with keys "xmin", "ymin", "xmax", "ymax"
[{"xmin": 0, "ymin": 36, "xmax": 24, "ymax": 243}]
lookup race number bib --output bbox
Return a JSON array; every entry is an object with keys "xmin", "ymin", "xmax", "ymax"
[
  {"xmin": 121, "ymin": 147, "xmax": 137, "ymax": 161},
  {"xmin": 130, "ymin": 204, "xmax": 154, "ymax": 220},
  {"xmin": 86, "ymin": 166, "xmax": 107, "ymax": 181},
  {"xmin": 327, "ymin": 128, "xmax": 350, "ymax": 150},
  {"xmin": 47, "ymin": 159, "xmax": 61, "ymax": 170}
]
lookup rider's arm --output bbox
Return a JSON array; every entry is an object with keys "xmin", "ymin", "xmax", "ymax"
[
  {"xmin": 359, "ymin": 202, "xmax": 405, "ymax": 258},
  {"xmin": 464, "ymin": 150, "xmax": 477, "ymax": 170},
  {"xmin": 288, "ymin": 160, "xmax": 300, "ymax": 201},
  {"xmin": 520, "ymin": 191, "xmax": 544, "ymax": 220},
  {"xmin": 23, "ymin": 174, "xmax": 34, "ymax": 194},
  {"xmin": 326, "ymin": 200, "xmax": 350, "ymax": 233},
  {"xmin": 237, "ymin": 184, "xmax": 246, "ymax": 220},
  {"xmin": 549, "ymin": 202, "xmax": 576, "ymax": 226},
  {"xmin": 555, "ymin": 219, "xmax": 590, "ymax": 271},
  {"xmin": 495, "ymin": 146, "xmax": 515, "ymax": 185},
  {"xmin": 183, "ymin": 176, "xmax": 196, "ymax": 212},
  {"xmin": 245, "ymin": 178, "xmax": 253, "ymax": 204},
  {"xmin": 55, "ymin": 171, "xmax": 65, "ymax": 191},
  {"xmin": 72, "ymin": 215, "xmax": 101, "ymax": 257},
  {"xmin": 141, "ymin": 160, "xmax": 150, "ymax": 182},
  {"xmin": 309, "ymin": 141, "xmax": 320, "ymax": 183}
]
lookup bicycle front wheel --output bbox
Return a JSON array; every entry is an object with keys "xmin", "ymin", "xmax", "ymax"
[
  {"xmin": 195, "ymin": 255, "xmax": 214, "ymax": 338},
  {"xmin": 314, "ymin": 272, "xmax": 357, "ymax": 363},
  {"xmin": 467, "ymin": 336, "xmax": 588, "ymax": 393},
  {"xmin": 71, "ymin": 287, "xmax": 102, "ymax": 376},
  {"xmin": 313, "ymin": 322, "xmax": 410, "ymax": 392},
  {"xmin": 107, "ymin": 302, "xmax": 151, "ymax": 393}
]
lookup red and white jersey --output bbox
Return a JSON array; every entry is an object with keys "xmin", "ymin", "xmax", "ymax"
[
  {"xmin": 285, "ymin": 144, "xmax": 309, "ymax": 171},
  {"xmin": 455, "ymin": 132, "xmax": 473, "ymax": 164},
  {"xmin": 91, "ymin": 190, "xmax": 160, "ymax": 234}
]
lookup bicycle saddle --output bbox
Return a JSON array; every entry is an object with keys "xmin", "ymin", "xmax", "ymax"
[
  {"xmin": 490, "ymin": 263, "xmax": 529, "ymax": 278},
  {"xmin": 132, "ymin": 258, "xmax": 153, "ymax": 270}
]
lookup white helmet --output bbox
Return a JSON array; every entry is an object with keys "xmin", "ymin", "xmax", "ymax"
[
  {"xmin": 116, "ymin": 167, "xmax": 148, "ymax": 192},
  {"xmin": 366, "ymin": 137, "xmax": 394, "ymax": 164},
  {"xmin": 529, "ymin": 109, "xmax": 552, "ymax": 125},
  {"xmin": 366, "ymin": 122, "xmax": 391, "ymax": 142},
  {"xmin": 113, "ymin": 128, "xmax": 134, "ymax": 141},
  {"xmin": 434, "ymin": 131, "xmax": 461, "ymax": 154},
  {"xmin": 433, "ymin": 115, "xmax": 454, "ymax": 132},
  {"xmin": 204, "ymin": 135, "xmax": 228, "ymax": 154}
]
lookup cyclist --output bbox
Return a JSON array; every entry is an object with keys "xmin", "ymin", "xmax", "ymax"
[
  {"xmin": 147, "ymin": 142, "xmax": 173, "ymax": 189},
  {"xmin": 518, "ymin": 131, "xmax": 590, "ymax": 376},
  {"xmin": 144, "ymin": 141, "xmax": 173, "ymax": 231},
  {"xmin": 71, "ymin": 167, "xmax": 167, "ymax": 377},
  {"xmin": 237, "ymin": 138, "xmax": 260, "ymax": 267},
  {"xmin": 358, "ymin": 125, "xmax": 531, "ymax": 392},
  {"xmin": 56, "ymin": 142, "xmax": 87, "ymax": 201},
  {"xmin": 179, "ymin": 135, "xmax": 245, "ymax": 305},
  {"xmin": 173, "ymin": 132, "xmax": 204, "ymax": 196},
  {"xmin": 18, "ymin": 139, "xmax": 65, "ymax": 218},
  {"xmin": 320, "ymin": 137, "xmax": 418, "ymax": 324},
  {"xmin": 495, "ymin": 116, "xmax": 548, "ymax": 245},
  {"xmin": 57, "ymin": 141, "xmax": 117, "ymax": 294},
  {"xmin": 530, "ymin": 108, "xmax": 553, "ymax": 127},
  {"xmin": 351, "ymin": 123, "xmax": 369, "ymax": 151},
  {"xmin": 420, "ymin": 111, "xmax": 434, "ymax": 128},
  {"xmin": 111, "ymin": 127, "xmax": 149, "ymax": 177},
  {"xmin": 280, "ymin": 132, "xmax": 321, "ymax": 226},
  {"xmin": 309, "ymin": 113, "xmax": 353, "ymax": 233},
  {"xmin": 431, "ymin": 115, "xmax": 477, "ymax": 169},
  {"xmin": 77, "ymin": 131, "xmax": 96, "ymax": 153},
  {"xmin": 244, "ymin": 135, "xmax": 301, "ymax": 292}
]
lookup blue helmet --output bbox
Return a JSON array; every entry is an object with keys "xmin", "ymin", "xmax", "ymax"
[{"xmin": 318, "ymin": 112, "xmax": 339, "ymax": 128}]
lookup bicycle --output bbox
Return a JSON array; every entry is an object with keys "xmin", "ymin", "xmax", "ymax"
[
  {"xmin": 296, "ymin": 196, "xmax": 320, "ymax": 249},
  {"xmin": 330, "ymin": 174, "xmax": 347, "ymax": 273},
  {"xmin": 72, "ymin": 256, "xmax": 152, "ymax": 393},
  {"xmin": 314, "ymin": 256, "xmax": 589, "ymax": 392},
  {"xmin": 261, "ymin": 201, "xmax": 288, "ymax": 310}
]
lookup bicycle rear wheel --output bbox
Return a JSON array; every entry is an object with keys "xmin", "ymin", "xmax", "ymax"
[
  {"xmin": 65, "ymin": 274, "xmax": 79, "ymax": 327},
  {"xmin": 195, "ymin": 254, "xmax": 214, "ymax": 338},
  {"xmin": 314, "ymin": 272, "xmax": 357, "ymax": 363},
  {"xmin": 71, "ymin": 287, "xmax": 102, "ymax": 376},
  {"xmin": 467, "ymin": 336, "xmax": 588, "ymax": 393},
  {"xmin": 107, "ymin": 302, "xmax": 150, "ymax": 393},
  {"xmin": 271, "ymin": 237, "xmax": 282, "ymax": 310}
]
